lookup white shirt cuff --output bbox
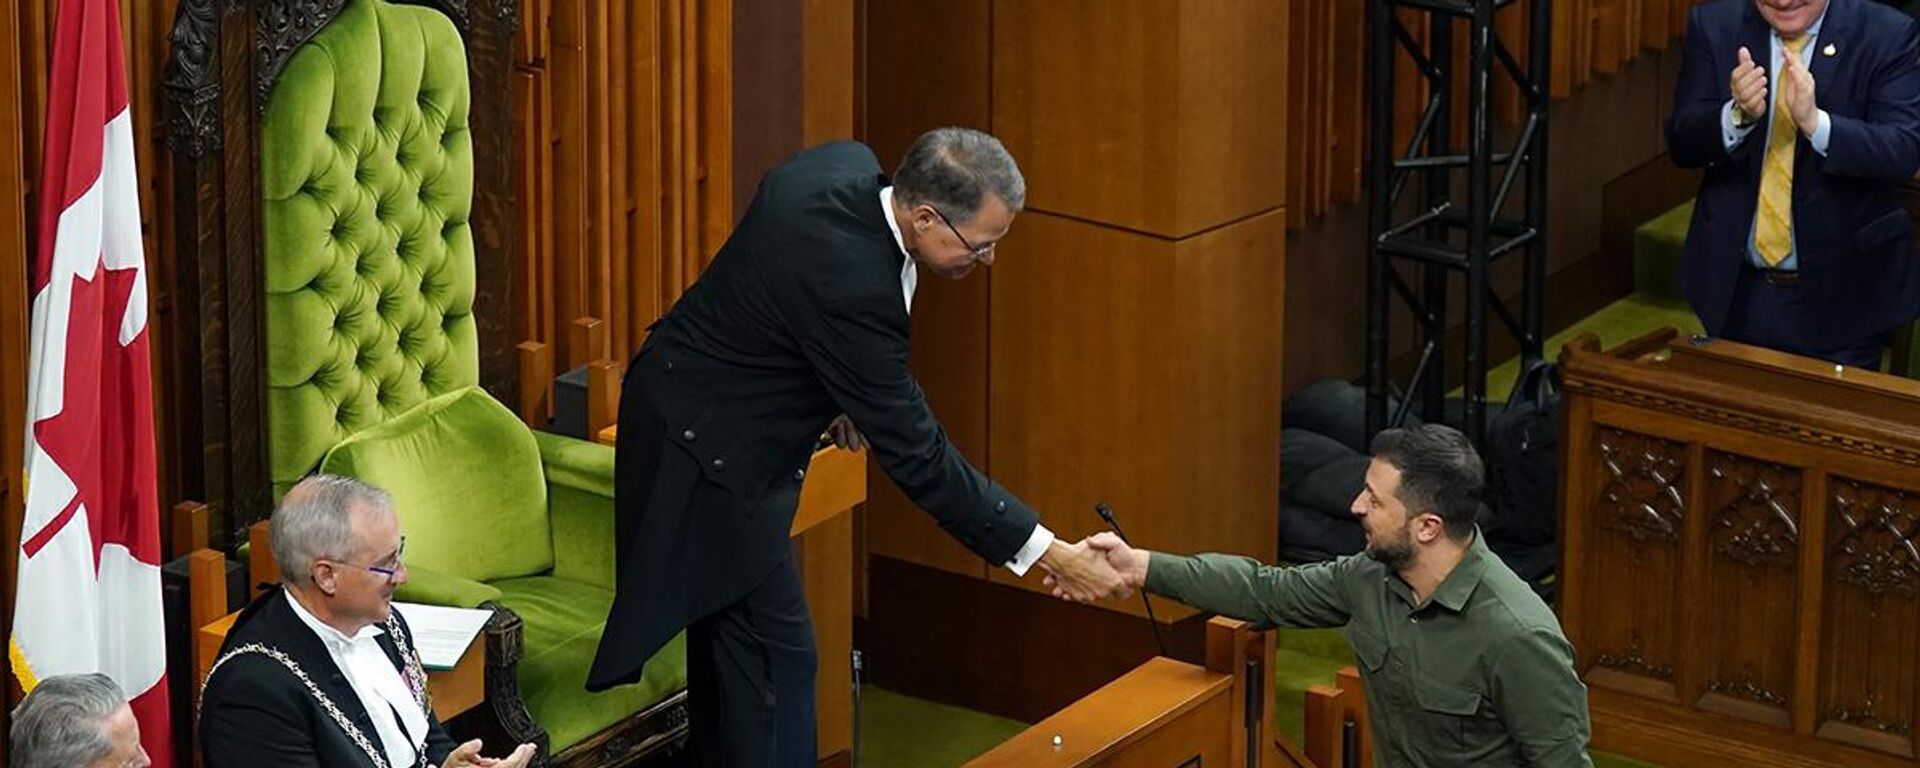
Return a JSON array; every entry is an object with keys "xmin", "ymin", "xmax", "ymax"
[
  {"xmin": 1810, "ymin": 109, "xmax": 1832, "ymax": 155},
  {"xmin": 1722, "ymin": 100, "xmax": 1757, "ymax": 151},
  {"xmin": 1003, "ymin": 522, "xmax": 1055, "ymax": 577}
]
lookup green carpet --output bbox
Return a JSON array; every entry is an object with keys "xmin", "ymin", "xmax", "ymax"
[
  {"xmin": 855, "ymin": 687, "xmax": 1026, "ymax": 767},
  {"xmin": 1462, "ymin": 293, "xmax": 1702, "ymax": 402}
]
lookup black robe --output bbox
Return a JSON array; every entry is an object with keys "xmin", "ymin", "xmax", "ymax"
[
  {"xmin": 199, "ymin": 586, "xmax": 456, "ymax": 768},
  {"xmin": 587, "ymin": 141, "xmax": 1042, "ymax": 689}
]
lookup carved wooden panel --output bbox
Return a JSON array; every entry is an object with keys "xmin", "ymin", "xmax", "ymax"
[
  {"xmin": 1586, "ymin": 427, "xmax": 1685, "ymax": 688},
  {"xmin": 1698, "ymin": 451, "xmax": 1800, "ymax": 724},
  {"xmin": 1819, "ymin": 477, "xmax": 1920, "ymax": 757}
]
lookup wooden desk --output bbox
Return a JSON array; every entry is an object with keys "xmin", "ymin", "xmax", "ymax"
[
  {"xmin": 194, "ymin": 611, "xmax": 487, "ymax": 721},
  {"xmin": 967, "ymin": 618, "xmax": 1301, "ymax": 768},
  {"xmin": 1561, "ymin": 330, "xmax": 1920, "ymax": 768},
  {"xmin": 596, "ymin": 425, "xmax": 866, "ymax": 764}
]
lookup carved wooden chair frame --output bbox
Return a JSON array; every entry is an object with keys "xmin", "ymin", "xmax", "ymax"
[{"xmin": 160, "ymin": 1, "xmax": 688, "ymax": 765}]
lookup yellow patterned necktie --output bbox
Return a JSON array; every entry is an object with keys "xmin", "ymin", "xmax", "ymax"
[{"xmin": 1755, "ymin": 35, "xmax": 1811, "ymax": 267}]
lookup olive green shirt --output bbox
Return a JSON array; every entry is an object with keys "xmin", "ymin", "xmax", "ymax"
[{"xmin": 1145, "ymin": 533, "xmax": 1591, "ymax": 768}]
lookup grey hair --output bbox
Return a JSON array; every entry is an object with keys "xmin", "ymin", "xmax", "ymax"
[
  {"xmin": 1369, "ymin": 424, "xmax": 1485, "ymax": 540},
  {"xmin": 272, "ymin": 474, "xmax": 393, "ymax": 585},
  {"xmin": 10, "ymin": 673, "xmax": 127, "ymax": 768},
  {"xmin": 892, "ymin": 127, "xmax": 1025, "ymax": 223}
]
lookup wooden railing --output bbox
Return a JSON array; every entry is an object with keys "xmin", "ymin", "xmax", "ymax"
[{"xmin": 1562, "ymin": 330, "xmax": 1920, "ymax": 767}]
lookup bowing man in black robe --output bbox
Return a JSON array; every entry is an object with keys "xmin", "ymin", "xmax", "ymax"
[{"xmin": 587, "ymin": 128, "xmax": 1130, "ymax": 765}]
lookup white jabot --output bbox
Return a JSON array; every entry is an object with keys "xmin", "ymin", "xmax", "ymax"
[
  {"xmin": 880, "ymin": 187, "xmax": 918, "ymax": 313},
  {"xmin": 285, "ymin": 591, "xmax": 427, "ymax": 767}
]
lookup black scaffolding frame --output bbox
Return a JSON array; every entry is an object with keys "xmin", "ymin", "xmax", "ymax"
[{"xmin": 1364, "ymin": 0, "xmax": 1552, "ymax": 446}]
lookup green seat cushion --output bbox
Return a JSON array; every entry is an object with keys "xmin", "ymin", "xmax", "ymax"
[
  {"xmin": 491, "ymin": 576, "xmax": 688, "ymax": 751},
  {"xmin": 261, "ymin": 0, "xmax": 478, "ymax": 499},
  {"xmin": 1633, "ymin": 200, "xmax": 1692, "ymax": 302},
  {"xmin": 321, "ymin": 386, "xmax": 554, "ymax": 582}
]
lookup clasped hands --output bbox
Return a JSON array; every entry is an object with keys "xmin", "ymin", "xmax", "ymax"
[
  {"xmin": 1730, "ymin": 44, "xmax": 1818, "ymax": 135},
  {"xmin": 1038, "ymin": 532, "xmax": 1148, "ymax": 603}
]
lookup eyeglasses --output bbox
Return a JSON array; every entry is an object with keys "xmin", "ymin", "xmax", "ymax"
[
  {"xmin": 930, "ymin": 206, "xmax": 996, "ymax": 260},
  {"xmin": 330, "ymin": 537, "xmax": 405, "ymax": 584}
]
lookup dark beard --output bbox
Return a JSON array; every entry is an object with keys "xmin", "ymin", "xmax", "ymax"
[{"xmin": 1364, "ymin": 524, "xmax": 1415, "ymax": 570}]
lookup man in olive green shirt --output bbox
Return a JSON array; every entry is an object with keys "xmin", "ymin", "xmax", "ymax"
[{"xmin": 1079, "ymin": 424, "xmax": 1591, "ymax": 767}]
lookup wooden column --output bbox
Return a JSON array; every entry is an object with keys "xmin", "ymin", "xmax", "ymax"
[{"xmin": 984, "ymin": 0, "xmax": 1287, "ymax": 611}]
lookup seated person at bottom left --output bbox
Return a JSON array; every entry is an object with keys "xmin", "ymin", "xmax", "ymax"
[{"xmin": 199, "ymin": 474, "xmax": 536, "ymax": 768}]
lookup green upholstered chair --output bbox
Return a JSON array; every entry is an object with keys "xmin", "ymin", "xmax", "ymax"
[
  {"xmin": 319, "ymin": 387, "xmax": 689, "ymax": 761},
  {"xmin": 162, "ymin": 0, "xmax": 685, "ymax": 763}
]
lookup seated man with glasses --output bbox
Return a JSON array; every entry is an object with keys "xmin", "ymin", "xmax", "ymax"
[{"xmin": 199, "ymin": 474, "xmax": 537, "ymax": 768}]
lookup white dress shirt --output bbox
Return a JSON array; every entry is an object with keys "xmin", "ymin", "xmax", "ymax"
[
  {"xmin": 285, "ymin": 591, "xmax": 428, "ymax": 768},
  {"xmin": 878, "ymin": 186, "xmax": 1055, "ymax": 576}
]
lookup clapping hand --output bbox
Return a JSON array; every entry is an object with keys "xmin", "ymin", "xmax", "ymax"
[
  {"xmin": 441, "ymin": 739, "xmax": 537, "ymax": 768},
  {"xmin": 1779, "ymin": 42, "xmax": 1819, "ymax": 135},
  {"xmin": 1729, "ymin": 46, "xmax": 1768, "ymax": 125}
]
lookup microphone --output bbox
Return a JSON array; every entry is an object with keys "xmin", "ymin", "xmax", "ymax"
[{"xmin": 1094, "ymin": 501, "xmax": 1168, "ymax": 659}]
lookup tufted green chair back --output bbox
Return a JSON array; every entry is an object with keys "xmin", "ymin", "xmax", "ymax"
[{"xmin": 260, "ymin": 0, "xmax": 478, "ymax": 501}]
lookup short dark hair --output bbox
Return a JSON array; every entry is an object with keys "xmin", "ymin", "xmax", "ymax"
[
  {"xmin": 892, "ymin": 127, "xmax": 1025, "ymax": 223},
  {"xmin": 1369, "ymin": 424, "xmax": 1484, "ymax": 540}
]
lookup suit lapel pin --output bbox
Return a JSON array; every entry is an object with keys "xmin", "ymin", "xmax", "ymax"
[{"xmin": 1823, "ymin": 43, "xmax": 1837, "ymax": 57}]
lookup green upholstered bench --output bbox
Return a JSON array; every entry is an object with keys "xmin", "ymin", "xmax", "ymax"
[{"xmin": 1632, "ymin": 201, "xmax": 1691, "ymax": 303}]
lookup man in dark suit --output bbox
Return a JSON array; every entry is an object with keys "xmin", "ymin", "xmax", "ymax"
[
  {"xmin": 1668, "ymin": 0, "xmax": 1920, "ymax": 368},
  {"xmin": 199, "ymin": 475, "xmax": 535, "ymax": 768},
  {"xmin": 587, "ymin": 128, "xmax": 1128, "ymax": 765}
]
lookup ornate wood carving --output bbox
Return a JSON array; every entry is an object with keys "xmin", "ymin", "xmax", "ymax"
[
  {"xmin": 1829, "ymin": 479, "xmax": 1920, "ymax": 599},
  {"xmin": 554, "ymin": 691, "xmax": 690, "ymax": 768},
  {"xmin": 254, "ymin": 0, "xmax": 350, "ymax": 112},
  {"xmin": 1705, "ymin": 666, "xmax": 1789, "ymax": 708},
  {"xmin": 1565, "ymin": 378, "xmax": 1920, "ymax": 470},
  {"xmin": 1562, "ymin": 335, "xmax": 1920, "ymax": 764},
  {"xmin": 1594, "ymin": 635, "xmax": 1676, "ymax": 681},
  {"xmin": 1596, "ymin": 428, "xmax": 1685, "ymax": 543},
  {"xmin": 1698, "ymin": 451, "xmax": 1801, "ymax": 722},
  {"xmin": 162, "ymin": 0, "xmax": 224, "ymax": 157},
  {"xmin": 475, "ymin": 601, "xmax": 548, "ymax": 763},
  {"xmin": 1821, "ymin": 477, "xmax": 1920, "ymax": 756},
  {"xmin": 1707, "ymin": 452, "xmax": 1800, "ymax": 569},
  {"xmin": 1829, "ymin": 693, "xmax": 1913, "ymax": 737}
]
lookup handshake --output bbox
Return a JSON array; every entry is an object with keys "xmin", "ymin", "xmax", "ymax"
[{"xmin": 1036, "ymin": 532, "xmax": 1150, "ymax": 603}]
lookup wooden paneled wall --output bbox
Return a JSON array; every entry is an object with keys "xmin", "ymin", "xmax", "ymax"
[
  {"xmin": 1285, "ymin": 0, "xmax": 1704, "ymax": 226},
  {"xmin": 865, "ymin": 0, "xmax": 1287, "ymax": 624},
  {"xmin": 515, "ymin": 0, "xmax": 734, "ymax": 385}
]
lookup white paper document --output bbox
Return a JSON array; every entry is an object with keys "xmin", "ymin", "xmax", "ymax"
[{"xmin": 393, "ymin": 602, "xmax": 492, "ymax": 671}]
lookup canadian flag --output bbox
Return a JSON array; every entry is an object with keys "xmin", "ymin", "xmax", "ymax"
[{"xmin": 9, "ymin": 0, "xmax": 172, "ymax": 763}]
